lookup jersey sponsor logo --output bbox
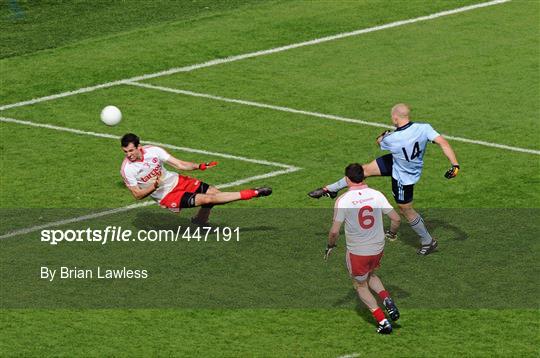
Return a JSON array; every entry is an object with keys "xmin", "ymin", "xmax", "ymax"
[
  {"xmin": 352, "ymin": 197, "xmax": 374, "ymax": 205},
  {"xmin": 152, "ymin": 158, "xmax": 158, "ymax": 163},
  {"xmin": 141, "ymin": 165, "xmax": 162, "ymax": 183}
]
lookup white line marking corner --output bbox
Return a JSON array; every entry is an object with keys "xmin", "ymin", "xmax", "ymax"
[{"xmin": 0, "ymin": 0, "xmax": 510, "ymax": 112}]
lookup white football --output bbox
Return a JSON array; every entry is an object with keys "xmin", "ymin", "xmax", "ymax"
[{"xmin": 100, "ymin": 105, "xmax": 122, "ymax": 126}]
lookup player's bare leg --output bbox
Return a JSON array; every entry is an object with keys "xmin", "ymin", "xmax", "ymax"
[
  {"xmin": 367, "ymin": 273, "xmax": 385, "ymax": 293},
  {"xmin": 368, "ymin": 274, "xmax": 400, "ymax": 321},
  {"xmin": 398, "ymin": 202, "xmax": 438, "ymax": 255},
  {"xmin": 191, "ymin": 186, "xmax": 220, "ymax": 225},
  {"xmin": 309, "ymin": 159, "xmax": 382, "ymax": 198},
  {"xmin": 353, "ymin": 276, "xmax": 392, "ymax": 334},
  {"xmin": 362, "ymin": 159, "xmax": 382, "ymax": 177},
  {"xmin": 194, "ymin": 187, "xmax": 271, "ymax": 207}
]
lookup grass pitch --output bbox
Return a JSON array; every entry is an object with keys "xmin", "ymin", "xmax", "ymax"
[{"xmin": 1, "ymin": 0, "xmax": 539, "ymax": 356}]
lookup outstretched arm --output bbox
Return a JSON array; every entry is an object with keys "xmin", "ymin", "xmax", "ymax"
[
  {"xmin": 433, "ymin": 136, "xmax": 460, "ymax": 179},
  {"xmin": 166, "ymin": 156, "xmax": 218, "ymax": 171},
  {"xmin": 166, "ymin": 156, "xmax": 199, "ymax": 171},
  {"xmin": 433, "ymin": 135, "xmax": 458, "ymax": 166}
]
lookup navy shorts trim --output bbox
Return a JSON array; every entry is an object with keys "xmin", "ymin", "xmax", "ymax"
[
  {"xmin": 391, "ymin": 177, "xmax": 414, "ymax": 204},
  {"xmin": 179, "ymin": 182, "xmax": 210, "ymax": 208},
  {"xmin": 376, "ymin": 154, "xmax": 393, "ymax": 177}
]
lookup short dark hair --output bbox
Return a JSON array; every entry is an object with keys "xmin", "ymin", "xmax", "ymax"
[
  {"xmin": 121, "ymin": 133, "xmax": 140, "ymax": 147},
  {"xmin": 345, "ymin": 163, "xmax": 365, "ymax": 184}
]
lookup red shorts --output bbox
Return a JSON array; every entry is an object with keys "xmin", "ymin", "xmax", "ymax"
[
  {"xmin": 346, "ymin": 251, "xmax": 384, "ymax": 277},
  {"xmin": 159, "ymin": 175, "xmax": 202, "ymax": 211}
]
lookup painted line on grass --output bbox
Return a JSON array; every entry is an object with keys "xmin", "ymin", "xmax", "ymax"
[
  {"xmin": 0, "ymin": 172, "xmax": 291, "ymax": 240},
  {"xmin": 126, "ymin": 82, "xmax": 540, "ymax": 156},
  {"xmin": 337, "ymin": 354, "xmax": 360, "ymax": 358},
  {"xmin": 0, "ymin": 116, "xmax": 301, "ymax": 239},
  {"xmin": 0, "ymin": 116, "xmax": 300, "ymax": 169},
  {"xmin": 0, "ymin": 202, "xmax": 153, "ymax": 240},
  {"xmin": 0, "ymin": 0, "xmax": 510, "ymax": 111}
]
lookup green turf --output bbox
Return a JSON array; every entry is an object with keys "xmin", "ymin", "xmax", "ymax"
[
  {"xmin": 148, "ymin": 0, "xmax": 539, "ymax": 150},
  {"xmin": 1, "ymin": 208, "xmax": 538, "ymax": 309},
  {"xmin": 0, "ymin": 0, "xmax": 276, "ymax": 59},
  {"xmin": 1, "ymin": 0, "xmax": 539, "ymax": 356},
  {"xmin": 0, "ymin": 0, "xmax": 481, "ymax": 104},
  {"xmin": 2, "ymin": 83, "xmax": 539, "ymax": 208},
  {"xmin": 0, "ymin": 120, "xmax": 273, "ymax": 208},
  {"xmin": 1, "ymin": 309, "xmax": 538, "ymax": 357}
]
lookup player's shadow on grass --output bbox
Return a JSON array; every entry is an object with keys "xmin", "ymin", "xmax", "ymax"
[
  {"xmin": 133, "ymin": 212, "xmax": 192, "ymax": 230},
  {"xmin": 332, "ymin": 288, "xmax": 405, "ymax": 330},
  {"xmin": 428, "ymin": 218, "xmax": 468, "ymax": 241},
  {"xmin": 397, "ymin": 217, "xmax": 468, "ymax": 249},
  {"xmin": 354, "ymin": 302, "xmax": 402, "ymax": 330}
]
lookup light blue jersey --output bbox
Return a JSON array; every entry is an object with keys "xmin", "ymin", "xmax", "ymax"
[{"xmin": 380, "ymin": 122, "xmax": 440, "ymax": 185}]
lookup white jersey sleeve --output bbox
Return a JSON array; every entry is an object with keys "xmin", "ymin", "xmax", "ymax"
[
  {"xmin": 333, "ymin": 195, "xmax": 346, "ymax": 222},
  {"xmin": 153, "ymin": 146, "xmax": 171, "ymax": 162},
  {"xmin": 121, "ymin": 161, "xmax": 138, "ymax": 187}
]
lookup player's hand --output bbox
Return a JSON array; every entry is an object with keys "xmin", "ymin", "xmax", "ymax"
[
  {"xmin": 199, "ymin": 161, "xmax": 218, "ymax": 171},
  {"xmin": 324, "ymin": 244, "xmax": 337, "ymax": 261},
  {"xmin": 444, "ymin": 164, "xmax": 460, "ymax": 179},
  {"xmin": 385, "ymin": 230, "xmax": 398, "ymax": 242},
  {"xmin": 153, "ymin": 172, "xmax": 161, "ymax": 189},
  {"xmin": 376, "ymin": 130, "xmax": 391, "ymax": 143}
]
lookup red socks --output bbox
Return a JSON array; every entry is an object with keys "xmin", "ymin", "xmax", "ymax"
[
  {"xmin": 370, "ymin": 291, "xmax": 390, "ymax": 322},
  {"xmin": 240, "ymin": 189, "xmax": 257, "ymax": 200},
  {"xmin": 378, "ymin": 290, "xmax": 390, "ymax": 300},
  {"xmin": 372, "ymin": 308, "xmax": 385, "ymax": 322}
]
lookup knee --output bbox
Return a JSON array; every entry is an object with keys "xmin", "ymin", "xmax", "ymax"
[
  {"xmin": 206, "ymin": 186, "xmax": 220, "ymax": 195},
  {"xmin": 197, "ymin": 195, "xmax": 214, "ymax": 206},
  {"xmin": 352, "ymin": 274, "xmax": 369, "ymax": 286},
  {"xmin": 399, "ymin": 205, "xmax": 413, "ymax": 216}
]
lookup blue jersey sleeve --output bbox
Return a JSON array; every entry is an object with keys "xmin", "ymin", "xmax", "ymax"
[
  {"xmin": 424, "ymin": 124, "xmax": 440, "ymax": 141},
  {"xmin": 380, "ymin": 133, "xmax": 393, "ymax": 151}
]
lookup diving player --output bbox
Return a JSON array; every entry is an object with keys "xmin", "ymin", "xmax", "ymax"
[{"xmin": 120, "ymin": 133, "xmax": 272, "ymax": 224}]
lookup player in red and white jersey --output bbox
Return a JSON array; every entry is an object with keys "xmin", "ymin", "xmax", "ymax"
[
  {"xmin": 120, "ymin": 133, "xmax": 272, "ymax": 224},
  {"xmin": 325, "ymin": 163, "xmax": 401, "ymax": 334}
]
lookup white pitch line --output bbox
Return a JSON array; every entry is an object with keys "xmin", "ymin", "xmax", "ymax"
[
  {"xmin": 0, "ymin": 202, "xmax": 153, "ymax": 240},
  {"xmin": 0, "ymin": 169, "xmax": 297, "ymax": 240},
  {"xmin": 0, "ymin": 0, "xmax": 510, "ymax": 112},
  {"xmin": 0, "ymin": 115, "xmax": 301, "ymax": 239},
  {"xmin": 0, "ymin": 116, "xmax": 299, "ymax": 169},
  {"xmin": 126, "ymin": 82, "xmax": 540, "ymax": 156},
  {"xmin": 126, "ymin": 81, "xmax": 391, "ymax": 129}
]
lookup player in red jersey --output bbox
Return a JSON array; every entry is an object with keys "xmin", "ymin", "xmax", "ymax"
[
  {"xmin": 325, "ymin": 163, "xmax": 401, "ymax": 334},
  {"xmin": 120, "ymin": 133, "xmax": 271, "ymax": 224}
]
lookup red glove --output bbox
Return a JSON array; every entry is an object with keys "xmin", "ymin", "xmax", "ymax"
[{"xmin": 198, "ymin": 161, "xmax": 218, "ymax": 171}]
